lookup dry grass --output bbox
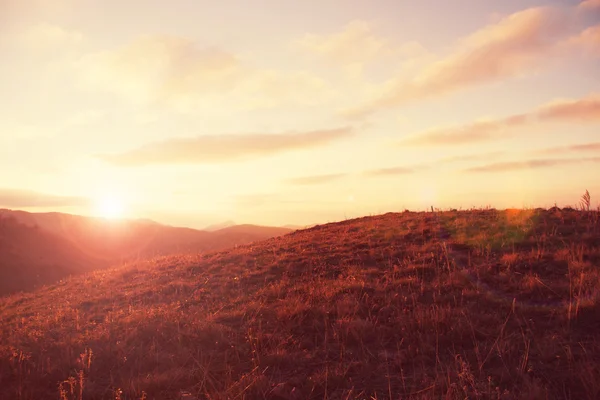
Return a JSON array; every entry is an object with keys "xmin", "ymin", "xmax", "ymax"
[{"xmin": 1, "ymin": 206, "xmax": 600, "ymax": 399}]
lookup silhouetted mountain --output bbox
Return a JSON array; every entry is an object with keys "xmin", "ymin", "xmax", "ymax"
[
  {"xmin": 0, "ymin": 210, "xmax": 292, "ymax": 296},
  {"xmin": 203, "ymin": 220, "xmax": 237, "ymax": 231},
  {"xmin": 0, "ymin": 216, "xmax": 104, "ymax": 295}
]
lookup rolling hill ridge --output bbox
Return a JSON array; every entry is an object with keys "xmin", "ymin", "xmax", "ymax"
[{"xmin": 1, "ymin": 207, "xmax": 599, "ymax": 399}]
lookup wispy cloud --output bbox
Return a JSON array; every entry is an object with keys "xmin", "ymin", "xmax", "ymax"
[
  {"xmin": 537, "ymin": 94, "xmax": 600, "ymax": 121},
  {"xmin": 99, "ymin": 127, "xmax": 354, "ymax": 166},
  {"xmin": 465, "ymin": 157, "xmax": 600, "ymax": 172},
  {"xmin": 344, "ymin": 7, "xmax": 573, "ymax": 118},
  {"xmin": 535, "ymin": 141, "xmax": 600, "ymax": 154},
  {"xmin": 294, "ymin": 20, "xmax": 428, "ymax": 73},
  {"xmin": 363, "ymin": 166, "xmax": 420, "ymax": 176},
  {"xmin": 77, "ymin": 35, "xmax": 240, "ymax": 105},
  {"xmin": 77, "ymin": 35, "xmax": 334, "ymax": 111},
  {"xmin": 402, "ymin": 115, "xmax": 529, "ymax": 146},
  {"xmin": 284, "ymin": 173, "xmax": 348, "ymax": 185},
  {"xmin": 437, "ymin": 151, "xmax": 506, "ymax": 163},
  {"xmin": 401, "ymin": 93, "xmax": 600, "ymax": 146},
  {"xmin": 295, "ymin": 21, "xmax": 393, "ymax": 65},
  {"xmin": 0, "ymin": 188, "xmax": 89, "ymax": 208}
]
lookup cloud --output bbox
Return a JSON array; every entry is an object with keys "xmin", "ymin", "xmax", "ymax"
[
  {"xmin": 284, "ymin": 173, "xmax": 348, "ymax": 185},
  {"xmin": 99, "ymin": 127, "xmax": 354, "ymax": 166},
  {"xmin": 537, "ymin": 94, "xmax": 600, "ymax": 121},
  {"xmin": 77, "ymin": 35, "xmax": 240, "ymax": 105},
  {"xmin": 535, "ymin": 141, "xmax": 600, "ymax": 154},
  {"xmin": 402, "ymin": 115, "xmax": 529, "ymax": 146},
  {"xmin": 294, "ymin": 20, "xmax": 426, "ymax": 69},
  {"xmin": 344, "ymin": 7, "xmax": 570, "ymax": 118},
  {"xmin": 20, "ymin": 23, "xmax": 83, "ymax": 47},
  {"xmin": 401, "ymin": 93, "xmax": 600, "ymax": 146},
  {"xmin": 363, "ymin": 166, "xmax": 418, "ymax": 176},
  {"xmin": 465, "ymin": 157, "xmax": 600, "ymax": 172},
  {"xmin": 437, "ymin": 151, "xmax": 506, "ymax": 163},
  {"xmin": 233, "ymin": 69, "xmax": 336, "ymax": 109},
  {"xmin": 0, "ymin": 0, "xmax": 73, "ymax": 25},
  {"xmin": 0, "ymin": 188, "xmax": 89, "ymax": 208},
  {"xmin": 578, "ymin": 0, "xmax": 600, "ymax": 10},
  {"xmin": 77, "ymin": 35, "xmax": 334, "ymax": 111},
  {"xmin": 562, "ymin": 24, "xmax": 600, "ymax": 57},
  {"xmin": 0, "ymin": 22, "xmax": 84, "ymax": 57},
  {"xmin": 295, "ymin": 21, "xmax": 391, "ymax": 64}
]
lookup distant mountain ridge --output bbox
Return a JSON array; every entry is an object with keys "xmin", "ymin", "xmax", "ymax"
[
  {"xmin": 203, "ymin": 220, "xmax": 237, "ymax": 231},
  {"xmin": 0, "ymin": 209, "xmax": 292, "ymax": 296},
  {"xmin": 205, "ymin": 220, "xmax": 312, "ymax": 232}
]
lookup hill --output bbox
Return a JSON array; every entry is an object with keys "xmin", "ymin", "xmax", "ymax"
[
  {"xmin": 1, "ymin": 207, "xmax": 599, "ymax": 399},
  {"xmin": 0, "ymin": 210, "xmax": 292, "ymax": 296},
  {"xmin": 0, "ymin": 217, "xmax": 106, "ymax": 296},
  {"xmin": 203, "ymin": 220, "xmax": 237, "ymax": 231}
]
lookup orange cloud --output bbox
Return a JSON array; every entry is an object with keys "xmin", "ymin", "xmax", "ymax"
[
  {"xmin": 0, "ymin": 188, "xmax": 89, "ymax": 208},
  {"xmin": 344, "ymin": 7, "xmax": 569, "ymax": 118},
  {"xmin": 465, "ymin": 157, "xmax": 600, "ymax": 173},
  {"xmin": 401, "ymin": 93, "xmax": 600, "ymax": 146},
  {"xmin": 284, "ymin": 173, "xmax": 348, "ymax": 185},
  {"xmin": 99, "ymin": 127, "xmax": 354, "ymax": 166}
]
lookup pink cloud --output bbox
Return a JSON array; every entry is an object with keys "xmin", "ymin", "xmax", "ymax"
[
  {"xmin": 578, "ymin": 0, "xmax": 600, "ymax": 10},
  {"xmin": 401, "ymin": 93, "xmax": 600, "ymax": 146},
  {"xmin": 537, "ymin": 94, "xmax": 600, "ymax": 121},
  {"xmin": 344, "ymin": 7, "xmax": 571, "ymax": 119},
  {"xmin": 465, "ymin": 157, "xmax": 600, "ymax": 173},
  {"xmin": 566, "ymin": 24, "xmax": 600, "ymax": 57},
  {"xmin": 535, "ymin": 141, "xmax": 600, "ymax": 154}
]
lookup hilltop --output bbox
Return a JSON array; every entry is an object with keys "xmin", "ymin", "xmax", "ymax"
[
  {"xmin": 1, "ymin": 207, "xmax": 599, "ymax": 399},
  {"xmin": 0, "ymin": 209, "xmax": 291, "ymax": 296}
]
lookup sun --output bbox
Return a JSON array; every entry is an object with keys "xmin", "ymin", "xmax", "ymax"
[{"xmin": 95, "ymin": 195, "xmax": 125, "ymax": 219}]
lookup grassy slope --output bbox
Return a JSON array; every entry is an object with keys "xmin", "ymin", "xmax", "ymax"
[{"xmin": 1, "ymin": 208, "xmax": 599, "ymax": 399}]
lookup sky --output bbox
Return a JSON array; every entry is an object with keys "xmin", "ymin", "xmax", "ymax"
[{"xmin": 0, "ymin": 0, "xmax": 599, "ymax": 228}]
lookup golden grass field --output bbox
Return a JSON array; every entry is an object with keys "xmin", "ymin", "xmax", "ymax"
[{"xmin": 1, "ymin": 206, "xmax": 600, "ymax": 399}]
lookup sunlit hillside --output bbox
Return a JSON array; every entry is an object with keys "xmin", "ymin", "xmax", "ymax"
[{"xmin": 1, "ymin": 206, "xmax": 599, "ymax": 399}]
